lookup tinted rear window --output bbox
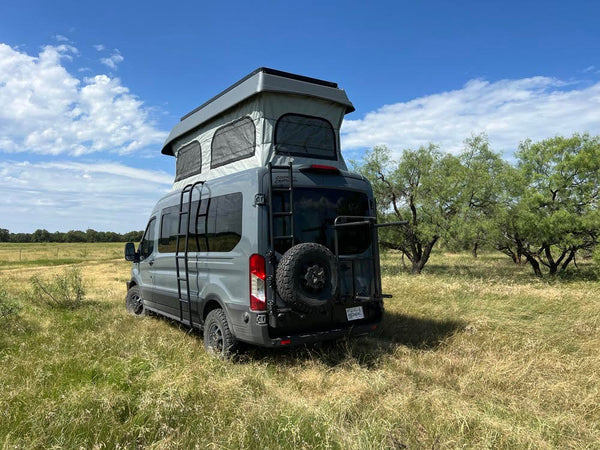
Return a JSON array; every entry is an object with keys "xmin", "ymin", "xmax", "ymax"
[{"xmin": 272, "ymin": 188, "xmax": 370, "ymax": 255}]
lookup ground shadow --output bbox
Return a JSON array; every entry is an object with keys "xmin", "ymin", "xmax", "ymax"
[
  {"xmin": 239, "ymin": 311, "xmax": 467, "ymax": 368},
  {"xmin": 140, "ymin": 307, "xmax": 466, "ymax": 367},
  {"xmin": 377, "ymin": 311, "xmax": 467, "ymax": 349}
]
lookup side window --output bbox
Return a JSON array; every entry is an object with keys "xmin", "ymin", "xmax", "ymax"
[
  {"xmin": 156, "ymin": 194, "xmax": 242, "ymax": 253},
  {"xmin": 139, "ymin": 218, "xmax": 156, "ymax": 260},
  {"xmin": 275, "ymin": 114, "xmax": 336, "ymax": 160},
  {"xmin": 175, "ymin": 141, "xmax": 202, "ymax": 182},
  {"xmin": 211, "ymin": 117, "xmax": 255, "ymax": 169},
  {"xmin": 158, "ymin": 208, "xmax": 178, "ymax": 253},
  {"xmin": 205, "ymin": 193, "xmax": 243, "ymax": 252}
]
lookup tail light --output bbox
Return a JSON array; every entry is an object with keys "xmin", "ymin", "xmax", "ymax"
[
  {"xmin": 249, "ymin": 254, "xmax": 266, "ymax": 311},
  {"xmin": 299, "ymin": 164, "xmax": 340, "ymax": 174}
]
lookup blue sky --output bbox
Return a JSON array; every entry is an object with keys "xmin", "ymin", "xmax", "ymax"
[{"xmin": 1, "ymin": 0, "xmax": 599, "ymax": 232}]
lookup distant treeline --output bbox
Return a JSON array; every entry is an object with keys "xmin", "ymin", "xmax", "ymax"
[{"xmin": 0, "ymin": 228, "xmax": 143, "ymax": 243}]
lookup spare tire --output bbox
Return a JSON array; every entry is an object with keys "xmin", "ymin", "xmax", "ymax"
[{"xmin": 276, "ymin": 243, "xmax": 338, "ymax": 313}]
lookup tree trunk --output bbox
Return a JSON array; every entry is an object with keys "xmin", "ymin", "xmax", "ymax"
[
  {"xmin": 525, "ymin": 254, "xmax": 543, "ymax": 277},
  {"xmin": 560, "ymin": 249, "xmax": 576, "ymax": 273},
  {"xmin": 411, "ymin": 237, "xmax": 438, "ymax": 274},
  {"xmin": 472, "ymin": 242, "xmax": 479, "ymax": 258}
]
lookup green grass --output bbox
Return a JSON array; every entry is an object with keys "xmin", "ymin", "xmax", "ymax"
[
  {"xmin": 0, "ymin": 245, "xmax": 599, "ymax": 448},
  {"xmin": 0, "ymin": 242, "xmax": 124, "ymax": 267}
]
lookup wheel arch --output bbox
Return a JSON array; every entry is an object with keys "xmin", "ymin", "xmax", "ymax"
[{"xmin": 202, "ymin": 297, "xmax": 226, "ymax": 321}]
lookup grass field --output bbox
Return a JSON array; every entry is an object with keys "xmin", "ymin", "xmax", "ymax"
[{"xmin": 0, "ymin": 244, "xmax": 598, "ymax": 448}]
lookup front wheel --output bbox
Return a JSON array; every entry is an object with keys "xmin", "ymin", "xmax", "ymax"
[
  {"xmin": 203, "ymin": 308, "xmax": 237, "ymax": 358},
  {"xmin": 125, "ymin": 285, "xmax": 145, "ymax": 316}
]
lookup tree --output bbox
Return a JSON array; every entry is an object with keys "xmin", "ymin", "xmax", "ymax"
[
  {"xmin": 86, "ymin": 229, "xmax": 99, "ymax": 243},
  {"xmin": 448, "ymin": 134, "xmax": 508, "ymax": 257},
  {"xmin": 123, "ymin": 230, "xmax": 143, "ymax": 242},
  {"xmin": 0, "ymin": 229, "xmax": 9, "ymax": 242},
  {"xmin": 65, "ymin": 230, "xmax": 86, "ymax": 242},
  {"xmin": 31, "ymin": 229, "xmax": 51, "ymax": 243},
  {"xmin": 499, "ymin": 133, "xmax": 600, "ymax": 276},
  {"xmin": 358, "ymin": 145, "xmax": 463, "ymax": 273}
]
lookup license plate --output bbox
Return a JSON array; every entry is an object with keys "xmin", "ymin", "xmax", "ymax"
[{"xmin": 346, "ymin": 306, "xmax": 364, "ymax": 321}]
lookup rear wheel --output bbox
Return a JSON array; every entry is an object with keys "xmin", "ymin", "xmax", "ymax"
[
  {"xmin": 204, "ymin": 308, "xmax": 236, "ymax": 358},
  {"xmin": 125, "ymin": 285, "xmax": 145, "ymax": 316}
]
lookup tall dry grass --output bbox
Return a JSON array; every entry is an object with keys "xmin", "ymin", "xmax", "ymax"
[{"xmin": 0, "ymin": 246, "xmax": 598, "ymax": 448}]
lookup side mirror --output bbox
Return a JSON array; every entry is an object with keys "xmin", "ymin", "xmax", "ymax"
[{"xmin": 124, "ymin": 242, "xmax": 139, "ymax": 262}]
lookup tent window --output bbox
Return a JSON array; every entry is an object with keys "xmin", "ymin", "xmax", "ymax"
[
  {"xmin": 275, "ymin": 114, "xmax": 336, "ymax": 160},
  {"xmin": 211, "ymin": 117, "xmax": 256, "ymax": 169},
  {"xmin": 175, "ymin": 141, "xmax": 202, "ymax": 181}
]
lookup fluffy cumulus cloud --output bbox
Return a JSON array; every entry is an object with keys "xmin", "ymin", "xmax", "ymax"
[
  {"xmin": 0, "ymin": 160, "xmax": 172, "ymax": 232},
  {"xmin": 0, "ymin": 43, "xmax": 166, "ymax": 156},
  {"xmin": 342, "ymin": 76, "xmax": 600, "ymax": 156}
]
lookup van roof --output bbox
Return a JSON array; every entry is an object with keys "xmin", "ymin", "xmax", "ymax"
[{"xmin": 161, "ymin": 67, "xmax": 355, "ymax": 156}]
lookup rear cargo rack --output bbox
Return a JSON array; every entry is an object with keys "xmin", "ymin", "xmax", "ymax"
[
  {"xmin": 333, "ymin": 216, "xmax": 407, "ymax": 302},
  {"xmin": 333, "ymin": 216, "xmax": 378, "ymax": 302}
]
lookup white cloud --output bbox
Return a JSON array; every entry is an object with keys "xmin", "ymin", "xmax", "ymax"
[
  {"xmin": 341, "ymin": 76, "xmax": 600, "ymax": 157},
  {"xmin": 93, "ymin": 44, "xmax": 105, "ymax": 51},
  {"xmin": 0, "ymin": 160, "xmax": 173, "ymax": 232},
  {"xmin": 55, "ymin": 35, "xmax": 71, "ymax": 43},
  {"xmin": 100, "ymin": 49, "xmax": 124, "ymax": 69},
  {"xmin": 0, "ymin": 43, "xmax": 166, "ymax": 156}
]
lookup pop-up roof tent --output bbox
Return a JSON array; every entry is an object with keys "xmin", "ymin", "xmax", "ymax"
[{"xmin": 161, "ymin": 68, "xmax": 355, "ymax": 189}]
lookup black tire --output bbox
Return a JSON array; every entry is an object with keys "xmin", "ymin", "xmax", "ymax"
[
  {"xmin": 125, "ymin": 285, "xmax": 145, "ymax": 316},
  {"xmin": 276, "ymin": 243, "xmax": 338, "ymax": 314},
  {"xmin": 204, "ymin": 308, "xmax": 237, "ymax": 358}
]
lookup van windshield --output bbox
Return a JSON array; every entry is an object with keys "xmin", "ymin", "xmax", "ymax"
[{"xmin": 272, "ymin": 188, "xmax": 371, "ymax": 255}]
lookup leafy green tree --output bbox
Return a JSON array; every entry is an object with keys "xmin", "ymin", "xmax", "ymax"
[
  {"xmin": 31, "ymin": 229, "xmax": 51, "ymax": 243},
  {"xmin": 86, "ymin": 229, "xmax": 99, "ymax": 242},
  {"xmin": 358, "ymin": 137, "xmax": 507, "ymax": 273},
  {"xmin": 10, "ymin": 233, "xmax": 31, "ymax": 243},
  {"xmin": 50, "ymin": 231, "xmax": 65, "ymax": 243},
  {"xmin": 499, "ymin": 133, "xmax": 600, "ymax": 276},
  {"xmin": 448, "ymin": 134, "xmax": 508, "ymax": 257},
  {"xmin": 123, "ymin": 230, "xmax": 143, "ymax": 242},
  {"xmin": 0, "ymin": 229, "xmax": 9, "ymax": 242},
  {"xmin": 65, "ymin": 230, "xmax": 86, "ymax": 242},
  {"xmin": 358, "ymin": 145, "xmax": 462, "ymax": 273}
]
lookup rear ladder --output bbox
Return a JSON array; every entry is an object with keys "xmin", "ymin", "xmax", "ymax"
[{"xmin": 268, "ymin": 162, "xmax": 295, "ymax": 252}]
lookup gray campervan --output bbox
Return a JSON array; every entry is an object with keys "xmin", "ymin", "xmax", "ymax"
[{"xmin": 125, "ymin": 68, "xmax": 397, "ymax": 356}]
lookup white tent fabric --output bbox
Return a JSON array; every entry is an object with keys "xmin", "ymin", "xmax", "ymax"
[{"xmin": 171, "ymin": 92, "xmax": 348, "ymax": 190}]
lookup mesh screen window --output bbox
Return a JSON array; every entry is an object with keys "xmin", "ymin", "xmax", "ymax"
[
  {"xmin": 211, "ymin": 117, "xmax": 256, "ymax": 169},
  {"xmin": 275, "ymin": 114, "xmax": 336, "ymax": 160},
  {"xmin": 175, "ymin": 141, "xmax": 202, "ymax": 181}
]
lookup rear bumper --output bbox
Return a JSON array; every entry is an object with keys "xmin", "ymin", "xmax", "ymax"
[{"xmin": 247, "ymin": 317, "xmax": 381, "ymax": 348}]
